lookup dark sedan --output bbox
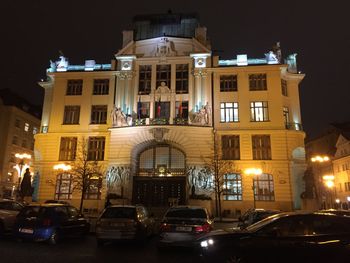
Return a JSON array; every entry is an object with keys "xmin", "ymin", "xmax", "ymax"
[{"xmin": 197, "ymin": 212, "xmax": 350, "ymax": 263}]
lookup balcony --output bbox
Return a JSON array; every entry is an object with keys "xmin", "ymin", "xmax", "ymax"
[{"xmin": 285, "ymin": 122, "xmax": 303, "ymax": 131}]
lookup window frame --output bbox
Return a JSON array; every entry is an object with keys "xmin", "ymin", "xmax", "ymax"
[
  {"xmin": 252, "ymin": 135, "xmax": 272, "ymax": 160},
  {"xmin": 55, "ymin": 173, "xmax": 73, "ymax": 200},
  {"xmin": 63, "ymin": 105, "xmax": 80, "ymax": 124},
  {"xmin": 250, "ymin": 101, "xmax": 269, "ymax": 122},
  {"xmin": 138, "ymin": 65, "xmax": 152, "ymax": 95},
  {"xmin": 59, "ymin": 137, "xmax": 77, "ymax": 161},
  {"xmin": 254, "ymin": 173, "xmax": 275, "ymax": 201},
  {"xmin": 220, "ymin": 102, "xmax": 239, "ymax": 123},
  {"xmin": 175, "ymin": 64, "xmax": 189, "ymax": 94},
  {"xmin": 221, "ymin": 135, "xmax": 240, "ymax": 160},
  {"xmin": 223, "ymin": 173, "xmax": 242, "ymax": 201},
  {"xmin": 90, "ymin": 105, "xmax": 107, "ymax": 124},
  {"xmin": 249, "ymin": 74, "xmax": 267, "ymax": 91},
  {"xmin": 93, "ymin": 79, "xmax": 109, "ymax": 95},
  {"xmin": 87, "ymin": 137, "xmax": 105, "ymax": 161},
  {"xmin": 220, "ymin": 75, "xmax": 238, "ymax": 92},
  {"xmin": 66, "ymin": 79, "xmax": 83, "ymax": 95}
]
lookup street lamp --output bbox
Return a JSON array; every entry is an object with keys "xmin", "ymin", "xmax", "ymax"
[
  {"xmin": 14, "ymin": 153, "xmax": 31, "ymax": 190},
  {"xmin": 322, "ymin": 174, "xmax": 335, "ymax": 209},
  {"xmin": 53, "ymin": 163, "xmax": 72, "ymax": 171},
  {"xmin": 311, "ymin": 155, "xmax": 330, "ymax": 163},
  {"xmin": 244, "ymin": 168, "xmax": 263, "ymax": 209}
]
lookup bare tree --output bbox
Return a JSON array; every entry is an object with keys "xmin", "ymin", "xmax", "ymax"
[
  {"xmin": 69, "ymin": 138, "xmax": 105, "ymax": 213},
  {"xmin": 201, "ymin": 131, "xmax": 235, "ymax": 220}
]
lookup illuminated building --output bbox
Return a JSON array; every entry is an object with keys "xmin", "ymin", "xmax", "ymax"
[
  {"xmin": 35, "ymin": 13, "xmax": 306, "ymax": 214},
  {"xmin": 0, "ymin": 89, "xmax": 41, "ymax": 198}
]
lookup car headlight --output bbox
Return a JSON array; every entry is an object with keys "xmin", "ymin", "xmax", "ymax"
[{"xmin": 200, "ymin": 238, "xmax": 214, "ymax": 248}]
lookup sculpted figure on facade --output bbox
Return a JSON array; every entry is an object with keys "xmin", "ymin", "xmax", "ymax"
[
  {"xmin": 156, "ymin": 81, "xmax": 170, "ymax": 94},
  {"xmin": 204, "ymin": 102, "xmax": 211, "ymax": 125},
  {"xmin": 111, "ymin": 106, "xmax": 130, "ymax": 127},
  {"xmin": 106, "ymin": 166, "xmax": 130, "ymax": 198},
  {"xmin": 191, "ymin": 107, "xmax": 207, "ymax": 125},
  {"xmin": 154, "ymin": 37, "xmax": 176, "ymax": 57}
]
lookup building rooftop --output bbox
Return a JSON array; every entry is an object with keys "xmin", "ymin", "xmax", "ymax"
[{"xmin": 0, "ymin": 88, "xmax": 42, "ymax": 119}]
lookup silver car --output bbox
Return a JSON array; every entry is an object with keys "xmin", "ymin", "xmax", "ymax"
[
  {"xmin": 0, "ymin": 199, "xmax": 25, "ymax": 236},
  {"xmin": 95, "ymin": 205, "xmax": 155, "ymax": 246},
  {"xmin": 158, "ymin": 206, "xmax": 213, "ymax": 248}
]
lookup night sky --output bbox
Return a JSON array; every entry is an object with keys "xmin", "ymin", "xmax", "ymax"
[{"xmin": 1, "ymin": 0, "xmax": 349, "ymax": 139}]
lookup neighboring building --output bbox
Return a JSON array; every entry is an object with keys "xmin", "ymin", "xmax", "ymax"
[
  {"xmin": 306, "ymin": 122, "xmax": 350, "ymax": 209},
  {"xmin": 35, "ymin": 13, "xmax": 306, "ymax": 215},
  {"xmin": 0, "ymin": 89, "xmax": 41, "ymax": 198}
]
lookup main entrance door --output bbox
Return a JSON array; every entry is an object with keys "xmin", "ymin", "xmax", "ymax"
[{"xmin": 132, "ymin": 176, "xmax": 186, "ymax": 207}]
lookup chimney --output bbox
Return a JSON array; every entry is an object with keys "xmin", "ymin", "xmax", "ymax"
[
  {"xmin": 195, "ymin": 26, "xmax": 207, "ymax": 45},
  {"xmin": 122, "ymin": 30, "xmax": 133, "ymax": 47}
]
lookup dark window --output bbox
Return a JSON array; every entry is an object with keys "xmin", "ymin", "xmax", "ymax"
[
  {"xmin": 254, "ymin": 173, "xmax": 274, "ymax": 201},
  {"xmin": 175, "ymin": 101, "xmax": 188, "ymax": 119},
  {"xmin": 220, "ymin": 75, "xmax": 237, "ymax": 92},
  {"xmin": 84, "ymin": 176, "xmax": 102, "ymax": 200},
  {"xmin": 139, "ymin": 65, "xmax": 152, "ymax": 95},
  {"xmin": 55, "ymin": 173, "xmax": 73, "ymax": 200},
  {"xmin": 91, "ymin": 105, "xmax": 107, "ymax": 124},
  {"xmin": 249, "ymin": 74, "xmax": 267, "ymax": 91},
  {"xmin": 281, "ymin": 79, "xmax": 288, "ymax": 96},
  {"xmin": 156, "ymin": 64, "xmax": 171, "ymax": 89},
  {"xmin": 93, "ymin": 79, "xmax": 109, "ymax": 95},
  {"xmin": 223, "ymin": 173, "xmax": 242, "ymax": 201},
  {"xmin": 176, "ymin": 64, "xmax": 188, "ymax": 94},
  {"xmin": 250, "ymin": 101, "xmax": 269, "ymax": 122},
  {"xmin": 252, "ymin": 135, "xmax": 271, "ymax": 160},
  {"xmin": 137, "ymin": 101, "xmax": 150, "ymax": 119},
  {"xmin": 15, "ymin": 119, "xmax": 21, "ymax": 128},
  {"xmin": 222, "ymin": 135, "xmax": 240, "ymax": 160},
  {"xmin": 155, "ymin": 101, "xmax": 170, "ymax": 119},
  {"xmin": 88, "ymin": 137, "xmax": 105, "ymax": 161},
  {"xmin": 63, "ymin": 105, "xmax": 80, "ymax": 124},
  {"xmin": 59, "ymin": 137, "xmax": 77, "ymax": 161},
  {"xmin": 12, "ymin": 136, "xmax": 18, "ymax": 145},
  {"xmin": 66, "ymin": 79, "xmax": 83, "ymax": 95}
]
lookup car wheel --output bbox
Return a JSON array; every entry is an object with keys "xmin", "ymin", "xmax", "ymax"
[{"xmin": 48, "ymin": 229, "xmax": 59, "ymax": 245}]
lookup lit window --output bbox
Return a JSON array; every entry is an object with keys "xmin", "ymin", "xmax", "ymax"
[
  {"xmin": 32, "ymin": 127, "xmax": 38, "ymax": 135},
  {"xmin": 250, "ymin": 101, "xmax": 269, "ymax": 122},
  {"xmin": 223, "ymin": 173, "xmax": 242, "ymax": 201},
  {"xmin": 84, "ymin": 176, "xmax": 102, "ymax": 200},
  {"xmin": 220, "ymin": 102, "xmax": 239, "ymax": 122},
  {"xmin": 24, "ymin": 123, "xmax": 29, "ymax": 132},
  {"xmin": 55, "ymin": 173, "xmax": 73, "ymax": 200}
]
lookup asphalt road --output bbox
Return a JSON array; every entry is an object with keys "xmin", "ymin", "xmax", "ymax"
[{"xmin": 0, "ymin": 221, "xmax": 236, "ymax": 263}]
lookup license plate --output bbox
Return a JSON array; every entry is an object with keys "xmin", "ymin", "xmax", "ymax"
[
  {"xmin": 176, "ymin": 226, "xmax": 192, "ymax": 232},
  {"xmin": 19, "ymin": 228, "xmax": 34, "ymax": 234}
]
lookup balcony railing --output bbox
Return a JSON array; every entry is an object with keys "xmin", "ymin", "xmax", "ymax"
[{"xmin": 285, "ymin": 122, "xmax": 303, "ymax": 131}]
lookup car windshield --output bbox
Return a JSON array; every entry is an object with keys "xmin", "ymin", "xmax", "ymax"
[
  {"xmin": 101, "ymin": 207, "xmax": 136, "ymax": 219},
  {"xmin": 246, "ymin": 213, "xmax": 282, "ymax": 232},
  {"xmin": 165, "ymin": 208, "xmax": 207, "ymax": 219},
  {"xmin": 18, "ymin": 206, "xmax": 46, "ymax": 218}
]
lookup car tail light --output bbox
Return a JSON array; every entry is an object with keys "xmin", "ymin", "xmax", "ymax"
[
  {"xmin": 42, "ymin": 218, "xmax": 52, "ymax": 227},
  {"xmin": 159, "ymin": 223, "xmax": 171, "ymax": 232},
  {"xmin": 194, "ymin": 222, "xmax": 212, "ymax": 233}
]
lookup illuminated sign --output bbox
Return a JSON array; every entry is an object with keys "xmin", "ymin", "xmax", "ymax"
[{"xmin": 84, "ymin": 60, "xmax": 96, "ymax": 71}]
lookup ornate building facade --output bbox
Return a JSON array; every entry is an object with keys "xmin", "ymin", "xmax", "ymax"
[{"xmin": 35, "ymin": 13, "xmax": 306, "ymax": 215}]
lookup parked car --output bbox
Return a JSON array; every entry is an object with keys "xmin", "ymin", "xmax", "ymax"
[
  {"xmin": 237, "ymin": 208, "xmax": 281, "ymax": 229},
  {"xmin": 0, "ymin": 199, "xmax": 25, "ymax": 236},
  {"xmin": 95, "ymin": 205, "xmax": 155, "ymax": 246},
  {"xmin": 158, "ymin": 206, "xmax": 213, "ymax": 248},
  {"xmin": 44, "ymin": 200, "xmax": 70, "ymax": 205},
  {"xmin": 198, "ymin": 212, "xmax": 350, "ymax": 263},
  {"xmin": 13, "ymin": 203, "xmax": 90, "ymax": 244},
  {"xmin": 317, "ymin": 209, "xmax": 350, "ymax": 217}
]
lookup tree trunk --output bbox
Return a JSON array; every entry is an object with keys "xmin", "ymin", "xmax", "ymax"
[{"xmin": 79, "ymin": 189, "xmax": 85, "ymax": 214}]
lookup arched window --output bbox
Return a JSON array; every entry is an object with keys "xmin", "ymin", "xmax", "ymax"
[
  {"xmin": 223, "ymin": 173, "xmax": 242, "ymax": 201},
  {"xmin": 253, "ymin": 173, "xmax": 275, "ymax": 201},
  {"xmin": 138, "ymin": 145, "xmax": 185, "ymax": 176},
  {"xmin": 55, "ymin": 173, "xmax": 73, "ymax": 200}
]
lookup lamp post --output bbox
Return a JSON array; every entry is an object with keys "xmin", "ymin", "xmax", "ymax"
[
  {"xmin": 14, "ymin": 153, "xmax": 31, "ymax": 191},
  {"xmin": 311, "ymin": 155, "xmax": 331, "ymax": 208},
  {"xmin": 322, "ymin": 174, "xmax": 335, "ymax": 209},
  {"xmin": 244, "ymin": 168, "xmax": 263, "ymax": 209}
]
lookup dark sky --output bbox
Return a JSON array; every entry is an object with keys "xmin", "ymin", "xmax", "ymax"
[{"xmin": 1, "ymin": 0, "xmax": 349, "ymax": 138}]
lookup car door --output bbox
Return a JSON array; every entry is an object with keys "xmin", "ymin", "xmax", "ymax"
[
  {"xmin": 67, "ymin": 206, "xmax": 87, "ymax": 235},
  {"xmin": 54, "ymin": 206, "xmax": 74, "ymax": 237}
]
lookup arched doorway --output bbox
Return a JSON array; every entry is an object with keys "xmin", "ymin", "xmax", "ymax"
[{"xmin": 132, "ymin": 144, "xmax": 186, "ymax": 207}]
